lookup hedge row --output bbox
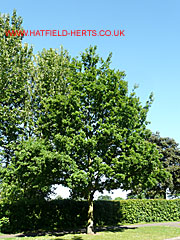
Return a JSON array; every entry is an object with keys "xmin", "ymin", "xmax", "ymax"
[
  {"xmin": 120, "ymin": 199, "xmax": 180, "ymax": 223},
  {"xmin": 0, "ymin": 199, "xmax": 180, "ymax": 233}
]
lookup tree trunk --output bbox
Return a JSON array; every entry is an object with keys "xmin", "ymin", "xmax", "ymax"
[
  {"xmin": 163, "ymin": 189, "xmax": 166, "ymax": 199},
  {"xmin": 87, "ymin": 192, "xmax": 94, "ymax": 234}
]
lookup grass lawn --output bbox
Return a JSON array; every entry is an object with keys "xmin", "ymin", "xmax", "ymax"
[{"xmin": 2, "ymin": 226, "xmax": 180, "ymax": 240}]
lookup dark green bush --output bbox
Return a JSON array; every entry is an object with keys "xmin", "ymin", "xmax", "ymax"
[
  {"xmin": 94, "ymin": 200, "xmax": 121, "ymax": 226},
  {"xmin": 0, "ymin": 199, "xmax": 88, "ymax": 233},
  {"xmin": 0, "ymin": 199, "xmax": 180, "ymax": 233},
  {"xmin": 0, "ymin": 217, "xmax": 11, "ymax": 233}
]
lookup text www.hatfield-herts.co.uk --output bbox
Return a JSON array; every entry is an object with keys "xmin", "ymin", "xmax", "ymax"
[{"xmin": 5, "ymin": 29, "xmax": 125, "ymax": 37}]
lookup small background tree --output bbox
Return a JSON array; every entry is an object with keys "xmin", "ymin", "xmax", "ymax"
[
  {"xmin": 114, "ymin": 197, "xmax": 124, "ymax": 200},
  {"xmin": 97, "ymin": 195, "xmax": 112, "ymax": 201},
  {"xmin": 127, "ymin": 132, "xmax": 180, "ymax": 199}
]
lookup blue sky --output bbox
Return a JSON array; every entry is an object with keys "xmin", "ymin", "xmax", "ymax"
[{"xmin": 1, "ymin": 0, "xmax": 180, "ymax": 199}]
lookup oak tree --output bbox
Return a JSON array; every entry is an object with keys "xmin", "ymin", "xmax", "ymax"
[{"xmin": 35, "ymin": 46, "xmax": 165, "ymax": 234}]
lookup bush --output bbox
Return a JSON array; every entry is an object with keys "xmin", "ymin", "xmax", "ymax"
[
  {"xmin": 0, "ymin": 199, "xmax": 180, "ymax": 233},
  {"xmin": 0, "ymin": 217, "xmax": 11, "ymax": 233},
  {"xmin": 120, "ymin": 199, "xmax": 180, "ymax": 223}
]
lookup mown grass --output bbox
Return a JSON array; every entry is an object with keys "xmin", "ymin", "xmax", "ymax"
[{"xmin": 2, "ymin": 226, "xmax": 180, "ymax": 240}]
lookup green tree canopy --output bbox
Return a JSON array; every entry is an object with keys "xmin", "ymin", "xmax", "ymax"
[
  {"xmin": 127, "ymin": 132, "xmax": 180, "ymax": 199},
  {"xmin": 0, "ymin": 10, "xmax": 168, "ymax": 234},
  {"xmin": 33, "ymin": 46, "xmax": 166, "ymax": 233},
  {"xmin": 0, "ymin": 10, "xmax": 36, "ymax": 201},
  {"xmin": 1, "ymin": 138, "xmax": 55, "ymax": 202},
  {"xmin": 0, "ymin": 10, "xmax": 34, "ymax": 165},
  {"xmin": 0, "ymin": 11, "xmax": 71, "ymax": 202},
  {"xmin": 149, "ymin": 132, "xmax": 180, "ymax": 198},
  {"xmin": 114, "ymin": 197, "xmax": 124, "ymax": 200},
  {"xmin": 97, "ymin": 195, "xmax": 112, "ymax": 201}
]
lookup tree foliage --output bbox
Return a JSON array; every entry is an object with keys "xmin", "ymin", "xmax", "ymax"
[
  {"xmin": 127, "ymin": 132, "xmax": 180, "ymax": 199},
  {"xmin": 1, "ymin": 138, "xmax": 59, "ymax": 202},
  {"xmin": 0, "ymin": 10, "xmax": 35, "ymax": 201},
  {"xmin": 0, "ymin": 12, "xmax": 71, "ymax": 201},
  {"xmin": 97, "ymin": 195, "xmax": 112, "ymax": 201},
  {"xmin": 149, "ymin": 132, "xmax": 180, "ymax": 198},
  {"xmin": 0, "ymin": 10, "xmax": 33, "ymax": 165},
  {"xmin": 114, "ymin": 197, "xmax": 124, "ymax": 200},
  {"xmin": 0, "ymin": 10, "xmax": 168, "ymax": 234},
  {"xmin": 33, "ymin": 46, "xmax": 166, "ymax": 233}
]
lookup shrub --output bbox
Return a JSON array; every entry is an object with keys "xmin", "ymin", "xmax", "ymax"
[
  {"xmin": 0, "ymin": 217, "xmax": 11, "ymax": 233},
  {"xmin": 0, "ymin": 199, "xmax": 180, "ymax": 233}
]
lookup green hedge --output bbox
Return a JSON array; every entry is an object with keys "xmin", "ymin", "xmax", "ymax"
[
  {"xmin": 0, "ymin": 199, "xmax": 180, "ymax": 233},
  {"xmin": 119, "ymin": 199, "xmax": 180, "ymax": 223},
  {"xmin": 0, "ymin": 199, "xmax": 88, "ymax": 233}
]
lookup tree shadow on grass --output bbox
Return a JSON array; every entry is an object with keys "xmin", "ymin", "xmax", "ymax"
[
  {"xmin": 72, "ymin": 237, "xmax": 84, "ymax": 240},
  {"xmin": 50, "ymin": 227, "xmax": 137, "ymax": 240},
  {"xmin": 10, "ymin": 225, "xmax": 136, "ymax": 239},
  {"xmin": 11, "ymin": 232, "xmax": 84, "ymax": 240},
  {"xmin": 47, "ymin": 238, "xmax": 83, "ymax": 240},
  {"xmin": 48, "ymin": 233, "xmax": 84, "ymax": 240},
  {"xmin": 12, "ymin": 229, "xmax": 86, "ymax": 239},
  {"xmin": 95, "ymin": 225, "xmax": 137, "ymax": 233}
]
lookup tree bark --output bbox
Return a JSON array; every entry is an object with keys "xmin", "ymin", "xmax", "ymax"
[
  {"xmin": 87, "ymin": 192, "xmax": 94, "ymax": 234},
  {"xmin": 163, "ymin": 189, "xmax": 166, "ymax": 199}
]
